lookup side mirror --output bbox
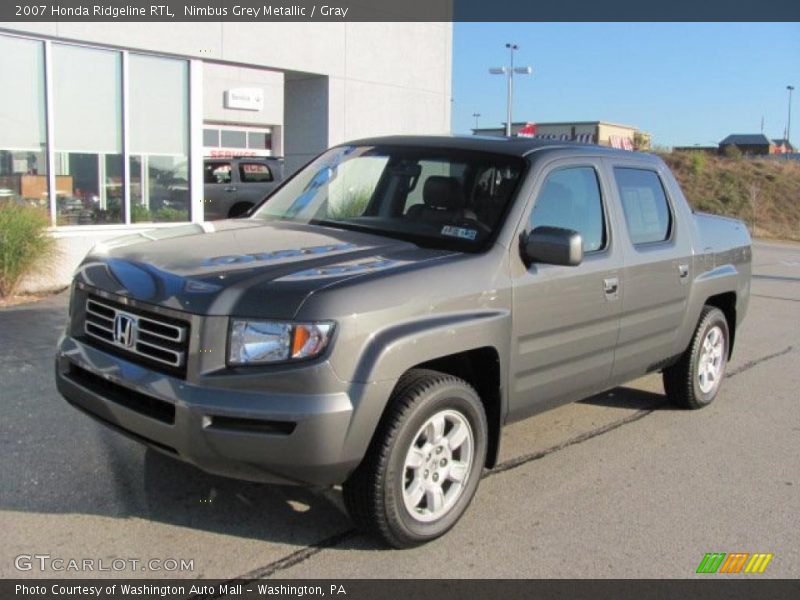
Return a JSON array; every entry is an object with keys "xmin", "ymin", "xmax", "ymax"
[{"xmin": 522, "ymin": 226, "xmax": 583, "ymax": 266}]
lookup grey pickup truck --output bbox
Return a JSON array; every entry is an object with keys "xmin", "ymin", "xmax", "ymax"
[{"xmin": 56, "ymin": 136, "xmax": 751, "ymax": 547}]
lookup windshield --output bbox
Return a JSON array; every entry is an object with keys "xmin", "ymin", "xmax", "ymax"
[{"xmin": 251, "ymin": 145, "xmax": 525, "ymax": 251}]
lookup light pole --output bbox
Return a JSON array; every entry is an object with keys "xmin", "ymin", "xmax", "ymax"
[
  {"xmin": 787, "ymin": 85, "xmax": 794, "ymax": 147},
  {"xmin": 472, "ymin": 112, "xmax": 481, "ymax": 130},
  {"xmin": 489, "ymin": 43, "xmax": 532, "ymax": 136}
]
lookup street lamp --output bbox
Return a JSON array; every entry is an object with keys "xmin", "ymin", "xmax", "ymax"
[
  {"xmin": 489, "ymin": 43, "xmax": 532, "ymax": 136},
  {"xmin": 787, "ymin": 85, "xmax": 795, "ymax": 147},
  {"xmin": 472, "ymin": 112, "xmax": 481, "ymax": 130}
]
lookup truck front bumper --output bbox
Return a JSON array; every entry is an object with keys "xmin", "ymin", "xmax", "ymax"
[{"xmin": 55, "ymin": 335, "xmax": 390, "ymax": 486}]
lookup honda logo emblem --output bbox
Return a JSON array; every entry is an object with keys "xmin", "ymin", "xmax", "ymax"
[{"xmin": 113, "ymin": 314, "xmax": 136, "ymax": 348}]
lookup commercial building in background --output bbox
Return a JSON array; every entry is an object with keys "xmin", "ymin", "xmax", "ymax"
[
  {"xmin": 472, "ymin": 121, "xmax": 651, "ymax": 151},
  {"xmin": 0, "ymin": 23, "xmax": 452, "ymax": 291}
]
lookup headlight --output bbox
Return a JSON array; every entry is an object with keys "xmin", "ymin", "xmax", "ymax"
[{"xmin": 228, "ymin": 319, "xmax": 334, "ymax": 365}]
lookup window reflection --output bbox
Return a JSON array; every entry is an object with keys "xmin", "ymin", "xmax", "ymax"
[
  {"xmin": 0, "ymin": 36, "xmax": 48, "ymax": 211},
  {"xmin": 53, "ymin": 43, "xmax": 123, "ymax": 225},
  {"xmin": 2, "ymin": 34, "xmax": 191, "ymax": 226},
  {"xmin": 129, "ymin": 54, "xmax": 189, "ymax": 222}
]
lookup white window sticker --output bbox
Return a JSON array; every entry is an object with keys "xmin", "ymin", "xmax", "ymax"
[{"xmin": 441, "ymin": 225, "xmax": 478, "ymax": 241}]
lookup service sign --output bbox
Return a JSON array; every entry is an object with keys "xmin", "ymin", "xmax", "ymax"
[{"xmin": 223, "ymin": 88, "xmax": 264, "ymax": 111}]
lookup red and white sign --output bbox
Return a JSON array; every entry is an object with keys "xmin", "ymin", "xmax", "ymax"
[
  {"xmin": 206, "ymin": 148, "xmax": 271, "ymax": 158},
  {"xmin": 517, "ymin": 122, "xmax": 537, "ymax": 137}
]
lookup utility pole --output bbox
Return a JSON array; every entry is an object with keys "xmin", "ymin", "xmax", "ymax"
[
  {"xmin": 787, "ymin": 85, "xmax": 795, "ymax": 147},
  {"xmin": 472, "ymin": 113, "xmax": 481, "ymax": 130},
  {"xmin": 489, "ymin": 43, "xmax": 532, "ymax": 137}
]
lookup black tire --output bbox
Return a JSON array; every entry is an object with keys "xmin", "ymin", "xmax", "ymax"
[
  {"xmin": 663, "ymin": 306, "xmax": 729, "ymax": 409},
  {"xmin": 228, "ymin": 202, "xmax": 254, "ymax": 218},
  {"xmin": 343, "ymin": 369, "xmax": 488, "ymax": 548}
]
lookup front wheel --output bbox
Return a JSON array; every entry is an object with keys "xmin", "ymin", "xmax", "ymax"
[
  {"xmin": 663, "ymin": 306, "xmax": 729, "ymax": 409},
  {"xmin": 343, "ymin": 369, "xmax": 487, "ymax": 548}
]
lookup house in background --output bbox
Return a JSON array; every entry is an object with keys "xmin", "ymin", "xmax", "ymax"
[
  {"xmin": 718, "ymin": 134, "xmax": 775, "ymax": 155},
  {"xmin": 772, "ymin": 138, "xmax": 795, "ymax": 154}
]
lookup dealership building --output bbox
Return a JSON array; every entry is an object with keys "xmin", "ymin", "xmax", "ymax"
[{"xmin": 0, "ymin": 22, "xmax": 453, "ymax": 291}]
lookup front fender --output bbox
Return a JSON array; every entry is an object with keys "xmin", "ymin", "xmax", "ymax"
[
  {"xmin": 336, "ymin": 311, "xmax": 511, "ymax": 464},
  {"xmin": 351, "ymin": 310, "xmax": 510, "ymax": 384}
]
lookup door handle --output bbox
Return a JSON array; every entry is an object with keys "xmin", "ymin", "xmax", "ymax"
[
  {"xmin": 603, "ymin": 277, "xmax": 619, "ymax": 295},
  {"xmin": 678, "ymin": 264, "xmax": 689, "ymax": 278},
  {"xmin": 224, "ymin": 186, "xmax": 238, "ymax": 192}
]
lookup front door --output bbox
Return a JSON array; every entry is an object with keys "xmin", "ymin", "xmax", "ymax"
[{"xmin": 509, "ymin": 159, "xmax": 623, "ymax": 418}]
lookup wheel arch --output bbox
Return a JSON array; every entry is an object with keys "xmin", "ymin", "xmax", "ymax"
[
  {"xmin": 408, "ymin": 348, "xmax": 503, "ymax": 469},
  {"xmin": 704, "ymin": 291, "xmax": 737, "ymax": 358}
]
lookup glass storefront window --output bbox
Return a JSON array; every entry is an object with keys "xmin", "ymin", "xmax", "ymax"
[
  {"xmin": 0, "ymin": 36, "xmax": 48, "ymax": 211},
  {"xmin": 53, "ymin": 43, "xmax": 123, "ymax": 225},
  {"xmin": 129, "ymin": 54, "xmax": 189, "ymax": 223}
]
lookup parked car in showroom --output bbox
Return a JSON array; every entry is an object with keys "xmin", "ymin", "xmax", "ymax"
[
  {"xmin": 56, "ymin": 136, "xmax": 751, "ymax": 547},
  {"xmin": 203, "ymin": 156, "xmax": 284, "ymax": 219}
]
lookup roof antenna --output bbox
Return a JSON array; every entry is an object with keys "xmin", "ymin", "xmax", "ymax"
[{"xmin": 760, "ymin": 116, "xmax": 764, "ymax": 133}]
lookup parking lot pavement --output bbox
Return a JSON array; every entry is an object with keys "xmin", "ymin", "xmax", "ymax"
[{"xmin": 1, "ymin": 241, "xmax": 798, "ymax": 579}]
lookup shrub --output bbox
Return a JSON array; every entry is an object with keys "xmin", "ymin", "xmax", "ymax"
[
  {"xmin": 722, "ymin": 144, "xmax": 742, "ymax": 159},
  {"xmin": 154, "ymin": 207, "xmax": 187, "ymax": 222},
  {"xmin": 131, "ymin": 203, "xmax": 152, "ymax": 223},
  {"xmin": 0, "ymin": 203, "xmax": 56, "ymax": 296},
  {"xmin": 328, "ymin": 188, "xmax": 372, "ymax": 219},
  {"xmin": 689, "ymin": 152, "xmax": 707, "ymax": 176}
]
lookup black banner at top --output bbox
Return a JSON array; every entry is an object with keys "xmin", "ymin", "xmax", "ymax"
[{"xmin": 2, "ymin": 0, "xmax": 799, "ymax": 22}]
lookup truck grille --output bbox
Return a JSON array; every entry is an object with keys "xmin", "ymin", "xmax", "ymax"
[{"xmin": 84, "ymin": 295, "xmax": 189, "ymax": 374}]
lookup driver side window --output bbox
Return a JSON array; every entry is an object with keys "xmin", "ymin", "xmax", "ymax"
[{"xmin": 530, "ymin": 166, "xmax": 606, "ymax": 253}]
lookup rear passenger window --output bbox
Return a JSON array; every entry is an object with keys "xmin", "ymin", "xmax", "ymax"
[
  {"xmin": 239, "ymin": 163, "xmax": 273, "ymax": 183},
  {"xmin": 614, "ymin": 168, "xmax": 672, "ymax": 245},
  {"xmin": 530, "ymin": 167, "xmax": 605, "ymax": 253},
  {"xmin": 204, "ymin": 161, "xmax": 231, "ymax": 184}
]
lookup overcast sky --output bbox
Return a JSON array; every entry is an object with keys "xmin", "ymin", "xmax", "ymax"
[{"xmin": 452, "ymin": 22, "xmax": 800, "ymax": 147}]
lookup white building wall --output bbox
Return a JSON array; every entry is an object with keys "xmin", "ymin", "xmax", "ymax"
[
  {"xmin": 0, "ymin": 22, "xmax": 452, "ymax": 143},
  {"xmin": 202, "ymin": 63, "xmax": 284, "ymax": 127}
]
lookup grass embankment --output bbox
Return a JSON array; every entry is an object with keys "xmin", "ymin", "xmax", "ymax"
[{"xmin": 660, "ymin": 152, "xmax": 800, "ymax": 242}]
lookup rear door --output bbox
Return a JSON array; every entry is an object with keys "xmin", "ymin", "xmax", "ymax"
[
  {"xmin": 236, "ymin": 160, "xmax": 278, "ymax": 204},
  {"xmin": 509, "ymin": 157, "xmax": 623, "ymax": 418},
  {"xmin": 606, "ymin": 160, "xmax": 693, "ymax": 384},
  {"xmin": 203, "ymin": 160, "xmax": 234, "ymax": 219}
]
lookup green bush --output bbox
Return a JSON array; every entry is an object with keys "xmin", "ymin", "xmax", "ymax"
[
  {"xmin": 154, "ymin": 207, "xmax": 187, "ymax": 222},
  {"xmin": 328, "ymin": 188, "xmax": 372, "ymax": 220},
  {"xmin": 689, "ymin": 152, "xmax": 707, "ymax": 176},
  {"xmin": 131, "ymin": 203, "xmax": 152, "ymax": 223},
  {"xmin": 0, "ymin": 203, "xmax": 55, "ymax": 296},
  {"xmin": 722, "ymin": 144, "xmax": 742, "ymax": 159}
]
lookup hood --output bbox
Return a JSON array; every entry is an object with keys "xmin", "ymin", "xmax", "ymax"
[{"xmin": 75, "ymin": 219, "xmax": 455, "ymax": 317}]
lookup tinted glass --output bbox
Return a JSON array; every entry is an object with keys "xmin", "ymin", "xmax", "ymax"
[
  {"xmin": 530, "ymin": 167, "xmax": 605, "ymax": 252},
  {"xmin": 247, "ymin": 131, "xmax": 270, "ymax": 150},
  {"xmin": 203, "ymin": 129, "xmax": 219, "ymax": 147},
  {"xmin": 239, "ymin": 162, "xmax": 272, "ymax": 183},
  {"xmin": 204, "ymin": 161, "xmax": 231, "ymax": 184},
  {"xmin": 253, "ymin": 145, "xmax": 524, "ymax": 252},
  {"xmin": 0, "ymin": 36, "xmax": 48, "ymax": 212},
  {"xmin": 220, "ymin": 130, "xmax": 247, "ymax": 149},
  {"xmin": 614, "ymin": 168, "xmax": 671, "ymax": 245},
  {"xmin": 52, "ymin": 44, "xmax": 123, "ymax": 225},
  {"xmin": 129, "ymin": 54, "xmax": 189, "ymax": 223}
]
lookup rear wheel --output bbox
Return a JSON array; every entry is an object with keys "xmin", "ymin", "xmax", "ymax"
[
  {"xmin": 663, "ymin": 306, "xmax": 729, "ymax": 409},
  {"xmin": 343, "ymin": 369, "xmax": 487, "ymax": 548}
]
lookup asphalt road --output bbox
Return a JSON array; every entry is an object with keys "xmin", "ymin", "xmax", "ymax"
[{"xmin": 1, "ymin": 241, "xmax": 798, "ymax": 580}]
